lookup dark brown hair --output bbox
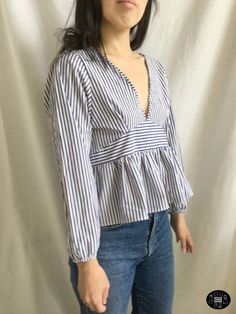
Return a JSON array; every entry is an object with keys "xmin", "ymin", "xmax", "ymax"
[{"xmin": 55, "ymin": 0, "xmax": 159, "ymax": 58}]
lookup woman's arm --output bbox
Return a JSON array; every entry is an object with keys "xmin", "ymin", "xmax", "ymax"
[
  {"xmin": 162, "ymin": 67, "xmax": 193, "ymax": 216},
  {"xmin": 43, "ymin": 52, "xmax": 101, "ymax": 263}
]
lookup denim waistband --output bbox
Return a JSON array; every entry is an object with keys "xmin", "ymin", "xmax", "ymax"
[
  {"xmin": 148, "ymin": 209, "xmax": 168, "ymax": 220},
  {"xmin": 148, "ymin": 212, "xmax": 156, "ymax": 222}
]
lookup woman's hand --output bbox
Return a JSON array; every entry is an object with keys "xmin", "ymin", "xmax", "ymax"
[
  {"xmin": 77, "ymin": 258, "xmax": 110, "ymax": 313},
  {"xmin": 170, "ymin": 213, "xmax": 195, "ymax": 254}
]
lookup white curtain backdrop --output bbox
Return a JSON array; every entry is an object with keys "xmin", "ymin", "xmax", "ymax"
[{"xmin": 1, "ymin": 0, "xmax": 236, "ymax": 313}]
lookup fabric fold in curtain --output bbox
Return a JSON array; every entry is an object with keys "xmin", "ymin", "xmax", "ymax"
[{"xmin": 1, "ymin": 0, "xmax": 236, "ymax": 313}]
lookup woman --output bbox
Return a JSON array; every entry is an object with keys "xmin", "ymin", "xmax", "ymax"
[{"xmin": 43, "ymin": 0, "xmax": 195, "ymax": 313}]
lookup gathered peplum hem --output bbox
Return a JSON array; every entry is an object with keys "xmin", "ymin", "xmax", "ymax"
[{"xmin": 93, "ymin": 147, "xmax": 194, "ymax": 226}]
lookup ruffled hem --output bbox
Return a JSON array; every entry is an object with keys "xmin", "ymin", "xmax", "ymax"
[{"xmin": 93, "ymin": 147, "xmax": 194, "ymax": 225}]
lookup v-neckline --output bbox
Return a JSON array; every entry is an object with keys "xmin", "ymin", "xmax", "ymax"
[{"xmin": 93, "ymin": 48, "xmax": 152, "ymax": 121}]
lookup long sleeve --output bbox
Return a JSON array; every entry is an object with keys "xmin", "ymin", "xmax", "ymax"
[
  {"xmin": 43, "ymin": 53, "xmax": 101, "ymax": 263},
  {"xmin": 162, "ymin": 69, "xmax": 191, "ymax": 215}
]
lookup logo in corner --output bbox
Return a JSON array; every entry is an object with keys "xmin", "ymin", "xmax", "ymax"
[{"xmin": 206, "ymin": 290, "xmax": 231, "ymax": 309}]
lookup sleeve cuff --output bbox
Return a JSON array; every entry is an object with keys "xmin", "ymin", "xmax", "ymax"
[
  {"xmin": 168, "ymin": 205, "xmax": 188, "ymax": 215},
  {"xmin": 70, "ymin": 253, "xmax": 98, "ymax": 264}
]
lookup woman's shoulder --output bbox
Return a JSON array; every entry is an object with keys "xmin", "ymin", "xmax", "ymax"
[
  {"xmin": 49, "ymin": 49, "xmax": 84, "ymax": 68},
  {"xmin": 46, "ymin": 49, "xmax": 93, "ymax": 84},
  {"xmin": 145, "ymin": 52, "xmax": 168, "ymax": 76}
]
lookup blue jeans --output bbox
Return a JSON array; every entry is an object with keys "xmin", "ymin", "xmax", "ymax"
[{"xmin": 68, "ymin": 209, "xmax": 174, "ymax": 314}]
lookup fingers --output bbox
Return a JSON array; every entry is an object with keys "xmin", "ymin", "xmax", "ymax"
[
  {"xmin": 102, "ymin": 287, "xmax": 109, "ymax": 305},
  {"xmin": 180, "ymin": 238, "xmax": 187, "ymax": 253},
  {"xmin": 82, "ymin": 287, "xmax": 110, "ymax": 313},
  {"xmin": 177, "ymin": 234, "xmax": 195, "ymax": 254},
  {"xmin": 186, "ymin": 233, "xmax": 195, "ymax": 254},
  {"xmin": 83, "ymin": 295, "xmax": 107, "ymax": 313},
  {"xmin": 188, "ymin": 238, "xmax": 195, "ymax": 254}
]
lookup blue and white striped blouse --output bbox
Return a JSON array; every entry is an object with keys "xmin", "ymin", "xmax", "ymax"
[{"xmin": 43, "ymin": 47, "xmax": 194, "ymax": 263}]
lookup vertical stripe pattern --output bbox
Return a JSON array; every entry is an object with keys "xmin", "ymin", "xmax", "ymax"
[{"xmin": 43, "ymin": 47, "xmax": 194, "ymax": 262}]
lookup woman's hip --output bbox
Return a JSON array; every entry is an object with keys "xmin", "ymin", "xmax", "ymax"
[{"xmin": 97, "ymin": 209, "xmax": 171, "ymax": 263}]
